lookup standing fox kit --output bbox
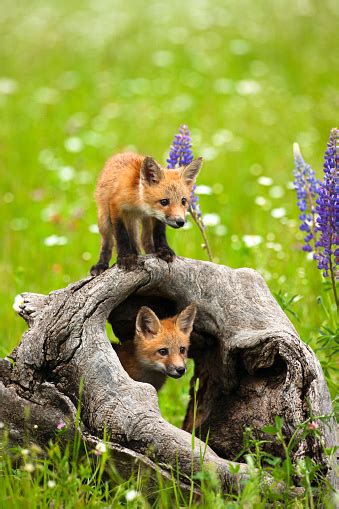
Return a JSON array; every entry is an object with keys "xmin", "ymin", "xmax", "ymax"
[
  {"xmin": 90, "ymin": 152, "xmax": 203, "ymax": 275},
  {"xmin": 113, "ymin": 304, "xmax": 196, "ymax": 391}
]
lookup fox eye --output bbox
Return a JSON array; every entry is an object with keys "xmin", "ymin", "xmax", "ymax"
[
  {"xmin": 181, "ymin": 198, "xmax": 187, "ymax": 206},
  {"xmin": 160, "ymin": 199, "xmax": 169, "ymax": 206},
  {"xmin": 158, "ymin": 348, "xmax": 169, "ymax": 356},
  {"xmin": 180, "ymin": 347, "xmax": 186, "ymax": 354}
]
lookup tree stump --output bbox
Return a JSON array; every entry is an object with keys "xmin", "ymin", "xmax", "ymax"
[{"xmin": 0, "ymin": 257, "xmax": 335, "ymax": 490}]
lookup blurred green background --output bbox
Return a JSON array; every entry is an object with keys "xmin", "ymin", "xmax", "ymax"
[{"xmin": 1, "ymin": 0, "xmax": 338, "ymax": 425}]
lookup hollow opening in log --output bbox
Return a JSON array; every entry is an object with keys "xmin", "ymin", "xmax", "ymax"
[
  {"xmin": 235, "ymin": 350, "xmax": 288, "ymax": 386},
  {"xmin": 103, "ymin": 289, "xmax": 312, "ymax": 466},
  {"xmin": 196, "ymin": 350, "xmax": 288, "ymax": 460},
  {"xmin": 108, "ymin": 294, "xmax": 178, "ymax": 341},
  {"xmin": 107, "ymin": 293, "xmax": 222, "ymax": 433}
]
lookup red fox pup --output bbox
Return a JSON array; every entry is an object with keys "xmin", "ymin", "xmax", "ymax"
[
  {"xmin": 90, "ymin": 152, "xmax": 203, "ymax": 275},
  {"xmin": 113, "ymin": 304, "xmax": 197, "ymax": 391}
]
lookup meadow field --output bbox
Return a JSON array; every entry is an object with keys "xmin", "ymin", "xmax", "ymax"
[{"xmin": 0, "ymin": 0, "xmax": 338, "ymax": 507}]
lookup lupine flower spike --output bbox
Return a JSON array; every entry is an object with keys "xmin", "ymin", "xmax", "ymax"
[
  {"xmin": 314, "ymin": 128, "xmax": 338, "ymax": 307},
  {"xmin": 167, "ymin": 125, "xmax": 213, "ymax": 261},
  {"xmin": 293, "ymin": 142, "xmax": 319, "ymax": 253},
  {"xmin": 293, "ymin": 128, "xmax": 338, "ymax": 310}
]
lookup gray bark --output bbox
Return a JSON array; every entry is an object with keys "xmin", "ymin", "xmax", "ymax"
[{"xmin": 0, "ymin": 256, "xmax": 335, "ymax": 490}]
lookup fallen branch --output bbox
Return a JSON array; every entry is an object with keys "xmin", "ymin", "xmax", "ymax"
[{"xmin": 0, "ymin": 257, "xmax": 335, "ymax": 490}]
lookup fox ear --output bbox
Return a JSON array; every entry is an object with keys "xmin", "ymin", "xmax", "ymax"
[
  {"xmin": 136, "ymin": 306, "xmax": 161, "ymax": 339},
  {"xmin": 141, "ymin": 157, "xmax": 165, "ymax": 185},
  {"xmin": 180, "ymin": 157, "xmax": 203, "ymax": 186},
  {"xmin": 176, "ymin": 303, "xmax": 197, "ymax": 335}
]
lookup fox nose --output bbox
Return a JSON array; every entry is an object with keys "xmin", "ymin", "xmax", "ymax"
[
  {"xmin": 176, "ymin": 366, "xmax": 186, "ymax": 376},
  {"xmin": 176, "ymin": 219, "xmax": 185, "ymax": 227}
]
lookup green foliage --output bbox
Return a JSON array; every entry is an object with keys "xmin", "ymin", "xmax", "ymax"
[
  {"xmin": 1, "ymin": 414, "xmax": 336, "ymax": 508},
  {"xmin": 273, "ymin": 290, "xmax": 302, "ymax": 322},
  {"xmin": 0, "ymin": 0, "xmax": 338, "ymax": 506}
]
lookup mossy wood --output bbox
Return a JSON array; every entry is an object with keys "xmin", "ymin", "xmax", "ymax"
[{"xmin": 0, "ymin": 257, "xmax": 335, "ymax": 490}]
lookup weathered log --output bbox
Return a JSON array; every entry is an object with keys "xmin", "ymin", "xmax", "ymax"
[{"xmin": 0, "ymin": 256, "xmax": 335, "ymax": 490}]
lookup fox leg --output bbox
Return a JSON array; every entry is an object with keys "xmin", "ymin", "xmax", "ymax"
[
  {"xmin": 153, "ymin": 220, "xmax": 175, "ymax": 262},
  {"xmin": 90, "ymin": 209, "xmax": 114, "ymax": 276},
  {"xmin": 115, "ymin": 215, "xmax": 140, "ymax": 270},
  {"xmin": 141, "ymin": 217, "xmax": 155, "ymax": 254}
]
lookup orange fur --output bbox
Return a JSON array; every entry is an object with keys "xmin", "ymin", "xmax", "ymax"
[
  {"xmin": 90, "ymin": 152, "xmax": 203, "ymax": 275},
  {"xmin": 113, "ymin": 304, "xmax": 197, "ymax": 391}
]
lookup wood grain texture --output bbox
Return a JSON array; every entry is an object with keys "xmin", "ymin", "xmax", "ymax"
[{"xmin": 0, "ymin": 256, "xmax": 335, "ymax": 489}]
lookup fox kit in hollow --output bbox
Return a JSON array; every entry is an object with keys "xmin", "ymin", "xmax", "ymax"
[
  {"xmin": 113, "ymin": 304, "xmax": 197, "ymax": 391},
  {"xmin": 90, "ymin": 152, "xmax": 203, "ymax": 275}
]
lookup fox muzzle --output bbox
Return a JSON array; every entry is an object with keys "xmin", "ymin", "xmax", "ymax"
[
  {"xmin": 167, "ymin": 365, "xmax": 187, "ymax": 378},
  {"xmin": 166, "ymin": 217, "xmax": 186, "ymax": 229}
]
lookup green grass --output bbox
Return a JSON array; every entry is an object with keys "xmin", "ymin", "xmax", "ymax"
[{"xmin": 0, "ymin": 0, "xmax": 338, "ymax": 506}]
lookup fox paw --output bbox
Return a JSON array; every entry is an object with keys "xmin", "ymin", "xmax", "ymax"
[
  {"xmin": 156, "ymin": 247, "xmax": 175, "ymax": 263},
  {"xmin": 90, "ymin": 262, "xmax": 109, "ymax": 276},
  {"xmin": 116, "ymin": 254, "xmax": 139, "ymax": 270}
]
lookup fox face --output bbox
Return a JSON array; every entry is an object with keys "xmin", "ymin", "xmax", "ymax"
[
  {"xmin": 140, "ymin": 157, "xmax": 203, "ymax": 228},
  {"xmin": 134, "ymin": 304, "xmax": 197, "ymax": 379}
]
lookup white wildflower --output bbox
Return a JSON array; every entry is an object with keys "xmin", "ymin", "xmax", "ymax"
[
  {"xmin": 257, "ymin": 176, "xmax": 273, "ymax": 186},
  {"xmin": 242, "ymin": 235, "xmax": 263, "ymax": 248},
  {"xmin": 47, "ymin": 480, "xmax": 56, "ymax": 488},
  {"xmin": 199, "ymin": 146, "xmax": 217, "ymax": 161},
  {"xmin": 125, "ymin": 489, "xmax": 139, "ymax": 502},
  {"xmin": 212, "ymin": 129, "xmax": 233, "ymax": 146},
  {"xmin": 95, "ymin": 442, "xmax": 107, "ymax": 454},
  {"xmin": 64, "ymin": 137, "xmax": 83, "ymax": 153},
  {"xmin": 23, "ymin": 463, "xmax": 35, "ymax": 473},
  {"xmin": 58, "ymin": 166, "xmax": 75, "ymax": 182},
  {"xmin": 83, "ymin": 131, "xmax": 103, "ymax": 147},
  {"xmin": 236, "ymin": 80, "xmax": 261, "ymax": 95},
  {"xmin": 194, "ymin": 185, "xmax": 212, "ymax": 195},
  {"xmin": 255, "ymin": 196, "xmax": 266, "ymax": 206},
  {"xmin": 214, "ymin": 225, "xmax": 227, "ymax": 236},
  {"xmin": 0, "ymin": 78, "xmax": 18, "ymax": 95},
  {"xmin": 269, "ymin": 186, "xmax": 284, "ymax": 199},
  {"xmin": 44, "ymin": 235, "xmax": 68, "ymax": 247},
  {"xmin": 266, "ymin": 242, "xmax": 282, "ymax": 252},
  {"xmin": 250, "ymin": 164, "xmax": 262, "ymax": 176},
  {"xmin": 89, "ymin": 224, "xmax": 99, "ymax": 234},
  {"xmin": 13, "ymin": 294, "xmax": 24, "ymax": 313},
  {"xmin": 271, "ymin": 207, "xmax": 286, "ymax": 219},
  {"xmin": 202, "ymin": 213, "xmax": 220, "ymax": 226}
]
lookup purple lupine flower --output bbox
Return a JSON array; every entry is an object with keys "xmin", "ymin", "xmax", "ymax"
[
  {"xmin": 167, "ymin": 125, "xmax": 194, "ymax": 168},
  {"xmin": 167, "ymin": 125, "xmax": 202, "ymax": 219},
  {"xmin": 293, "ymin": 143, "xmax": 319, "ymax": 252},
  {"xmin": 314, "ymin": 128, "xmax": 339, "ymax": 277}
]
